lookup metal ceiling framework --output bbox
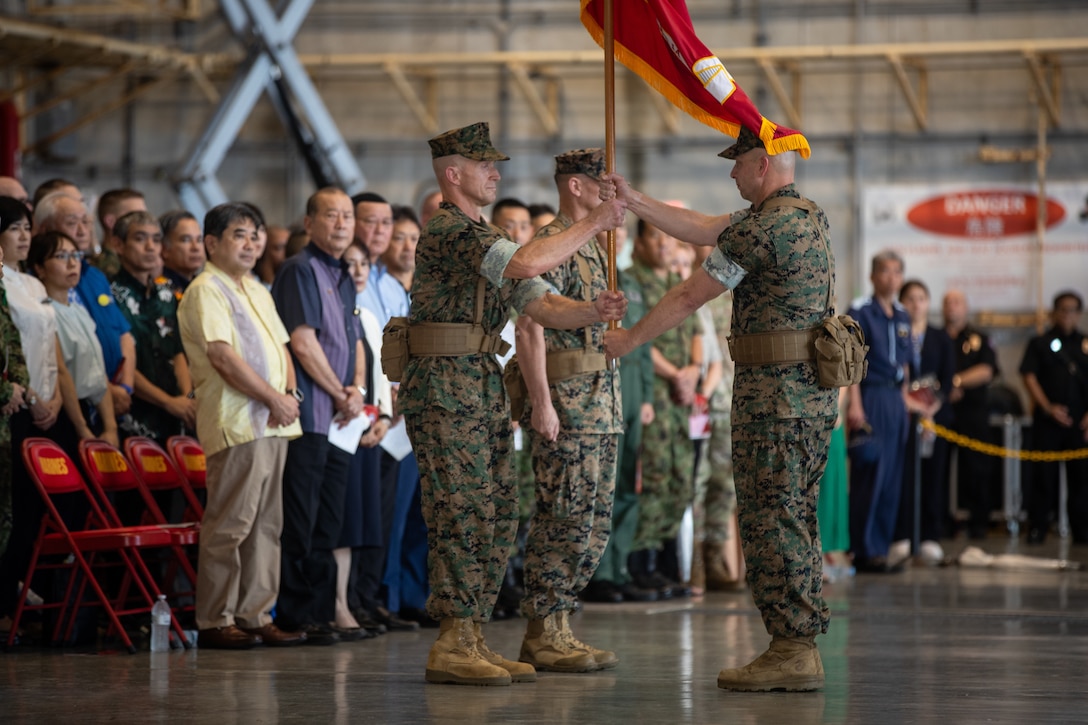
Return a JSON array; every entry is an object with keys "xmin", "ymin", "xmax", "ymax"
[
  {"xmin": 1, "ymin": 12, "xmax": 1087, "ymax": 170},
  {"xmin": 174, "ymin": 0, "xmax": 365, "ymax": 217}
]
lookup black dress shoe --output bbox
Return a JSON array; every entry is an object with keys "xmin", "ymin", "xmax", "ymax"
[
  {"xmin": 581, "ymin": 580, "xmax": 624, "ymax": 603},
  {"xmin": 398, "ymin": 607, "xmax": 440, "ymax": 628},
  {"xmin": 300, "ymin": 624, "xmax": 339, "ymax": 646},
  {"xmin": 330, "ymin": 624, "xmax": 374, "ymax": 642},
  {"xmin": 855, "ymin": 556, "xmax": 905, "ymax": 573},
  {"xmin": 619, "ymin": 583, "xmax": 659, "ymax": 602},
  {"xmin": 373, "ymin": 606, "xmax": 420, "ymax": 632},
  {"xmin": 351, "ymin": 609, "xmax": 387, "ymax": 635}
]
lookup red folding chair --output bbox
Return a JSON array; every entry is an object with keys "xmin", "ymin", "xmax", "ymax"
[
  {"xmin": 12, "ymin": 438, "xmax": 196, "ymax": 653},
  {"xmin": 79, "ymin": 439, "xmax": 200, "ymax": 611},
  {"xmin": 123, "ymin": 437, "xmax": 205, "ymax": 526},
  {"xmin": 165, "ymin": 435, "xmax": 206, "ymax": 522}
]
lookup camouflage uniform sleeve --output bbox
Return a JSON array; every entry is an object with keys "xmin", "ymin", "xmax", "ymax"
[
  {"xmin": 0, "ymin": 298, "xmax": 29, "ymax": 405},
  {"xmin": 479, "ymin": 234, "xmax": 557, "ymax": 313},
  {"xmin": 479, "ymin": 238, "xmax": 521, "ymax": 289},
  {"xmin": 702, "ymin": 246, "xmax": 747, "ymax": 290},
  {"xmin": 509, "ymin": 277, "xmax": 557, "ymax": 315}
]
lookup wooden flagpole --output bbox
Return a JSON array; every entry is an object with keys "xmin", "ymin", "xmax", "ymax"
[{"xmin": 604, "ymin": 0, "xmax": 618, "ymax": 333}]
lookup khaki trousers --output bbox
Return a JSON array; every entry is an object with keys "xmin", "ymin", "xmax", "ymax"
[{"xmin": 195, "ymin": 437, "xmax": 289, "ymax": 630}]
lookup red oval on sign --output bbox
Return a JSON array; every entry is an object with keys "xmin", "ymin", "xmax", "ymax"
[{"xmin": 906, "ymin": 190, "xmax": 1065, "ymax": 238}]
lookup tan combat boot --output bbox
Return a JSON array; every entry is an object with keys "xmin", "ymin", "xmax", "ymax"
[
  {"xmin": 473, "ymin": 622, "xmax": 537, "ymax": 683},
  {"xmin": 716, "ymin": 637, "xmax": 824, "ymax": 692},
  {"xmin": 425, "ymin": 617, "xmax": 512, "ymax": 686},
  {"xmin": 557, "ymin": 610, "xmax": 618, "ymax": 670},
  {"xmin": 705, "ymin": 541, "xmax": 746, "ymax": 592},
  {"xmin": 519, "ymin": 613, "xmax": 599, "ymax": 672}
]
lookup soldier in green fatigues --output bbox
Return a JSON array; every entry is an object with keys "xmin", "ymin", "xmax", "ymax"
[
  {"xmin": 0, "ymin": 253, "xmax": 30, "ymax": 558},
  {"xmin": 692, "ymin": 277, "xmax": 742, "ymax": 591},
  {"xmin": 398, "ymin": 123, "xmax": 627, "ymax": 687},
  {"xmin": 584, "ymin": 264, "xmax": 658, "ymax": 603},
  {"xmin": 626, "ymin": 221, "xmax": 701, "ymax": 593},
  {"xmin": 515, "ymin": 149, "xmax": 623, "ymax": 673},
  {"xmin": 603, "ymin": 126, "xmax": 837, "ymax": 692}
]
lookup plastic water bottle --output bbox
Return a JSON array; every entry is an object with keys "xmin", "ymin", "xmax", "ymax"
[{"xmin": 150, "ymin": 595, "xmax": 171, "ymax": 653}]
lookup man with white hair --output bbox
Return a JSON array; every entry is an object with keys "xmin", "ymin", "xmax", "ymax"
[
  {"xmin": 34, "ymin": 191, "xmax": 136, "ymax": 416},
  {"xmin": 603, "ymin": 126, "xmax": 836, "ymax": 692}
]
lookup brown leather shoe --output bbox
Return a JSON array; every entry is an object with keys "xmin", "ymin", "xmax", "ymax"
[
  {"xmin": 240, "ymin": 623, "xmax": 307, "ymax": 647},
  {"xmin": 198, "ymin": 625, "xmax": 262, "ymax": 650}
]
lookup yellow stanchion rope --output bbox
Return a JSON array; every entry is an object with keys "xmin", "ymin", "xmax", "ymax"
[{"xmin": 920, "ymin": 418, "xmax": 1088, "ymax": 462}]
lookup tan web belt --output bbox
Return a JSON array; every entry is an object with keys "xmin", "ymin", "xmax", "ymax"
[
  {"xmin": 408, "ymin": 322, "xmax": 511, "ymax": 357},
  {"xmin": 728, "ymin": 328, "xmax": 819, "ymax": 365},
  {"xmin": 545, "ymin": 349, "xmax": 608, "ymax": 383}
]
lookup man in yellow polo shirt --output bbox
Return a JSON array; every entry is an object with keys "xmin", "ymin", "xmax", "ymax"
[{"xmin": 178, "ymin": 202, "xmax": 305, "ymax": 649}]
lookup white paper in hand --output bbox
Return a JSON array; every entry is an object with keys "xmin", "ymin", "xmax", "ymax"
[{"xmin": 327, "ymin": 412, "xmax": 370, "ymax": 455}]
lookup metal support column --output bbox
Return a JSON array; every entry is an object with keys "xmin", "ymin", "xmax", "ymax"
[{"xmin": 175, "ymin": 0, "xmax": 364, "ymax": 219}]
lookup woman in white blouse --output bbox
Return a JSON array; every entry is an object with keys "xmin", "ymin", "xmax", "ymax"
[{"xmin": 0, "ymin": 197, "xmax": 65, "ymax": 439}]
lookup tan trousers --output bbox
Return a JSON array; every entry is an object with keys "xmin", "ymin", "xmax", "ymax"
[{"xmin": 195, "ymin": 437, "xmax": 289, "ymax": 630}]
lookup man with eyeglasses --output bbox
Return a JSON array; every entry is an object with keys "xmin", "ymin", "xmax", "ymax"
[
  {"xmin": 33, "ymin": 190, "xmax": 136, "ymax": 418},
  {"xmin": 1020, "ymin": 290, "xmax": 1088, "ymax": 544},
  {"xmin": 352, "ymin": 192, "xmax": 396, "ymax": 327}
]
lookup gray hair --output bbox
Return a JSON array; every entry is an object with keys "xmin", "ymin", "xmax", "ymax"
[{"xmin": 871, "ymin": 249, "xmax": 904, "ymax": 275}]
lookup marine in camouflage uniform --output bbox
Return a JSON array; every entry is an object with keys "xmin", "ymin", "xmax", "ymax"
[
  {"xmin": 517, "ymin": 150, "xmax": 623, "ymax": 640},
  {"xmin": 626, "ymin": 243, "xmax": 699, "ymax": 566},
  {"xmin": 692, "ymin": 290, "xmax": 740, "ymax": 590},
  {"xmin": 399, "ymin": 124, "xmax": 627, "ymax": 686},
  {"xmin": 695, "ymin": 291, "xmax": 736, "ymax": 547},
  {"xmin": 0, "ymin": 285, "xmax": 30, "ymax": 557},
  {"xmin": 603, "ymin": 126, "xmax": 837, "ymax": 692}
]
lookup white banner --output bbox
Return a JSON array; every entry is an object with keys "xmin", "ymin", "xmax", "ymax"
[{"xmin": 861, "ymin": 183, "xmax": 1088, "ymax": 312}]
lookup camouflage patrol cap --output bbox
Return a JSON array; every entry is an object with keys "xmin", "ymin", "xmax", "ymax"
[
  {"xmin": 554, "ymin": 148, "xmax": 606, "ymax": 180},
  {"xmin": 428, "ymin": 122, "xmax": 510, "ymax": 161},
  {"xmin": 718, "ymin": 126, "xmax": 765, "ymax": 159}
]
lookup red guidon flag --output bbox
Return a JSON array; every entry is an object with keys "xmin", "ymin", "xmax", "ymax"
[{"xmin": 581, "ymin": 0, "xmax": 811, "ymax": 158}]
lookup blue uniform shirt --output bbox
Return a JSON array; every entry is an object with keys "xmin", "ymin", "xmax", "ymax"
[
  {"xmin": 72, "ymin": 260, "xmax": 130, "ymax": 380},
  {"xmin": 850, "ymin": 297, "xmax": 911, "ymax": 385}
]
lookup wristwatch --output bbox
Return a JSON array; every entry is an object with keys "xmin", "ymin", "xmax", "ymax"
[
  {"xmin": 357, "ymin": 385, "xmax": 367, "ymax": 399},
  {"xmin": 287, "ymin": 388, "xmax": 304, "ymax": 403},
  {"xmin": 27, "ymin": 393, "xmax": 38, "ymax": 407}
]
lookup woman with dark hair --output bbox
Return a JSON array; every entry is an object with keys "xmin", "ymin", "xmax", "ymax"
[
  {"xmin": 0, "ymin": 197, "xmax": 65, "ymax": 451},
  {"xmin": 893, "ymin": 279, "xmax": 955, "ymax": 565},
  {"xmin": 27, "ymin": 231, "xmax": 118, "ymax": 448}
]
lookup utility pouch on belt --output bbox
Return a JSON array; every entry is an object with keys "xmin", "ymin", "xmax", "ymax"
[
  {"xmin": 381, "ymin": 316, "xmax": 410, "ymax": 383},
  {"xmin": 504, "ymin": 354, "xmax": 528, "ymax": 420},
  {"xmin": 813, "ymin": 314, "xmax": 869, "ymax": 388},
  {"xmin": 380, "ymin": 278, "xmax": 510, "ymax": 383},
  {"xmin": 732, "ymin": 194, "xmax": 869, "ymax": 388}
]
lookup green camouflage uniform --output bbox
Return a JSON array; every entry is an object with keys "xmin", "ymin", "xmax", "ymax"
[
  {"xmin": 0, "ymin": 287, "xmax": 30, "ymax": 557},
  {"xmin": 90, "ymin": 248, "xmax": 122, "ymax": 279},
  {"xmin": 693, "ymin": 292, "xmax": 736, "ymax": 546},
  {"xmin": 626, "ymin": 260, "xmax": 698, "ymax": 552},
  {"xmin": 592, "ymin": 268, "xmax": 654, "ymax": 587},
  {"xmin": 399, "ymin": 201, "xmax": 551, "ymax": 622},
  {"xmin": 110, "ymin": 269, "xmax": 186, "ymax": 442},
  {"xmin": 701, "ymin": 183, "xmax": 837, "ymax": 640},
  {"xmin": 520, "ymin": 214, "xmax": 622, "ymax": 618}
]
